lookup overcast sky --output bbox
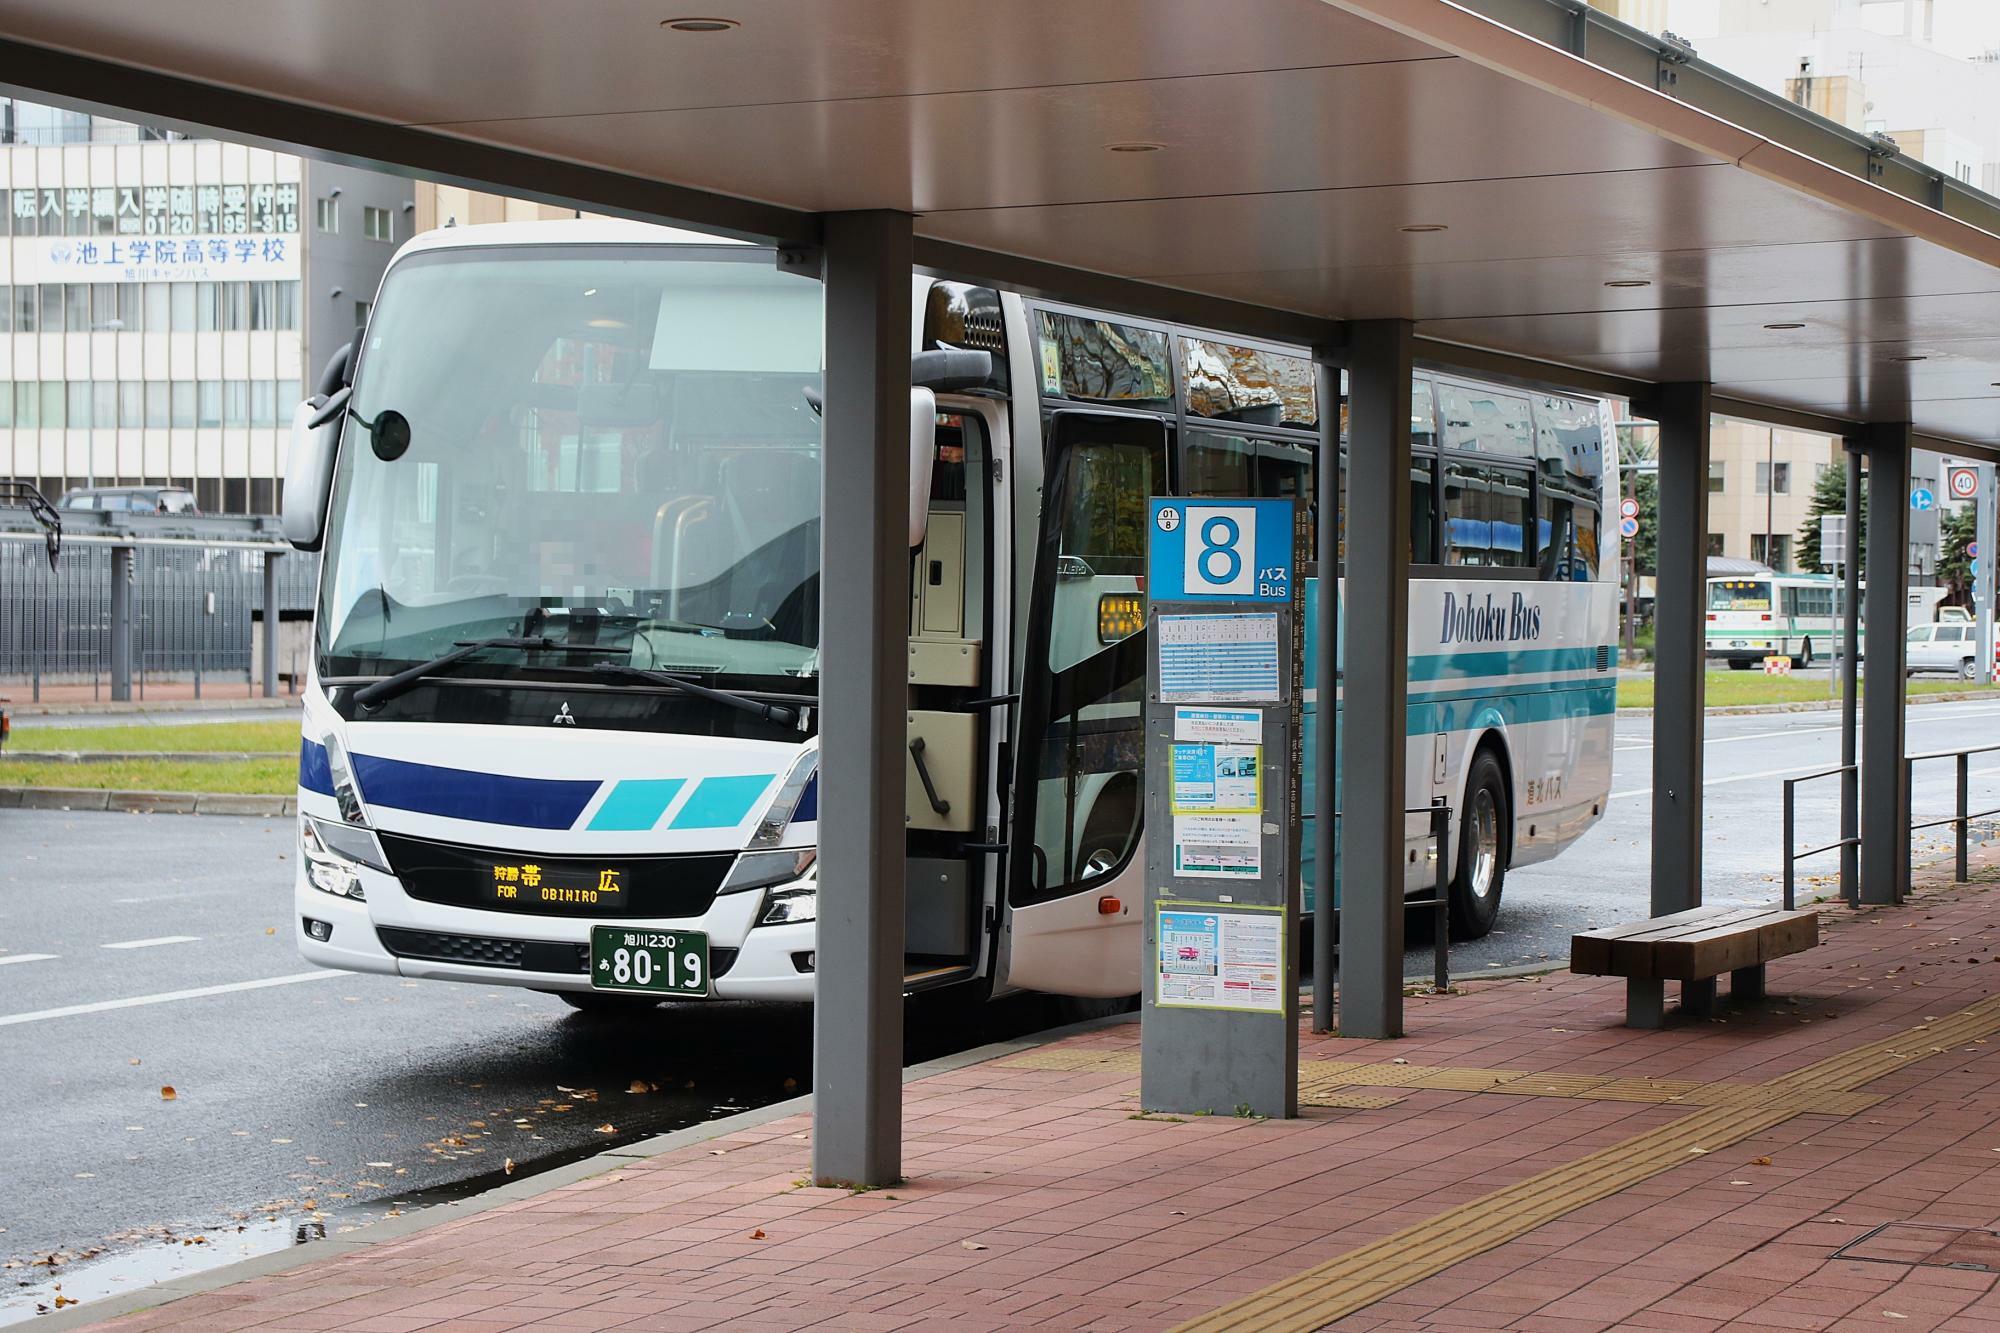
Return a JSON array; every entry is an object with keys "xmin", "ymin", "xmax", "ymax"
[{"xmin": 1666, "ymin": 1, "xmax": 2000, "ymax": 58}]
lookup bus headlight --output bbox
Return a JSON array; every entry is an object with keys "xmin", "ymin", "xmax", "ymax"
[
  {"xmin": 759, "ymin": 885, "xmax": 817, "ymax": 926},
  {"xmin": 721, "ymin": 847, "xmax": 815, "ymax": 894},
  {"xmin": 300, "ymin": 815, "xmax": 382, "ymax": 901}
]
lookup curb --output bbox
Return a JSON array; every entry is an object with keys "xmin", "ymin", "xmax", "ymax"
[
  {"xmin": 0, "ymin": 787, "xmax": 293, "ymax": 816},
  {"xmin": 3, "ymin": 696, "xmax": 301, "ymax": 719},
  {"xmin": 27, "ymin": 1009, "xmax": 1141, "ymax": 1332},
  {"xmin": 1619, "ymin": 688, "xmax": 2000, "ymax": 719}
]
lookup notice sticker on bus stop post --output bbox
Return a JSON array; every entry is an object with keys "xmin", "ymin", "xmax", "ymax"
[
  {"xmin": 1156, "ymin": 905, "xmax": 1284, "ymax": 1012},
  {"xmin": 1172, "ymin": 813, "xmax": 1261, "ymax": 877}
]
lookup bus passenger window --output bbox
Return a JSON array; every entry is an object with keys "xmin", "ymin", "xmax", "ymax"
[
  {"xmin": 1410, "ymin": 458, "xmax": 1438, "ymax": 565},
  {"xmin": 1537, "ymin": 490, "xmax": 1575, "ymax": 580},
  {"xmin": 1572, "ymin": 504, "xmax": 1600, "ymax": 581},
  {"xmin": 1444, "ymin": 462, "xmax": 1530, "ymax": 567}
]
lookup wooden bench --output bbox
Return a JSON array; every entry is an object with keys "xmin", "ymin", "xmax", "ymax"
[{"xmin": 1571, "ymin": 905, "xmax": 1819, "ymax": 1028}]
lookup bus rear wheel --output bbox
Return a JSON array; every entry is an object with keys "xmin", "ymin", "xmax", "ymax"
[
  {"xmin": 1793, "ymin": 641, "xmax": 1813, "ymax": 670},
  {"xmin": 1449, "ymin": 749, "xmax": 1508, "ymax": 941}
]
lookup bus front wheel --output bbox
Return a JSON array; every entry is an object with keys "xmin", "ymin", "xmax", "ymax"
[{"xmin": 1449, "ymin": 749, "xmax": 1508, "ymax": 940}]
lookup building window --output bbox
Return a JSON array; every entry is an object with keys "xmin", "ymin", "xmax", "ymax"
[
  {"xmin": 171, "ymin": 381, "xmax": 195, "ymax": 428},
  {"xmin": 119, "ymin": 380, "xmax": 142, "ymax": 428},
  {"xmin": 144, "ymin": 381, "xmax": 169, "ymax": 429},
  {"xmin": 225, "ymin": 381, "xmax": 249, "ymax": 427},
  {"xmin": 67, "ymin": 381, "xmax": 91, "ymax": 428},
  {"xmin": 195, "ymin": 281, "xmax": 219, "ymax": 332},
  {"xmin": 12, "ymin": 284, "xmax": 34, "ymax": 332},
  {"xmin": 250, "ymin": 477, "xmax": 276, "ymax": 514},
  {"xmin": 275, "ymin": 281, "xmax": 299, "ymax": 330},
  {"xmin": 363, "ymin": 206, "xmax": 393, "ymax": 242},
  {"xmin": 198, "ymin": 380, "xmax": 222, "ymax": 428},
  {"xmin": 251, "ymin": 379, "xmax": 276, "ymax": 427},
  {"xmin": 65, "ymin": 283, "xmax": 89, "ymax": 331},
  {"xmin": 249, "ymin": 281, "xmax": 276, "ymax": 331},
  {"xmin": 170, "ymin": 282, "xmax": 195, "ymax": 331},
  {"xmin": 1756, "ymin": 461, "xmax": 1792, "ymax": 496},
  {"xmin": 14, "ymin": 382, "xmax": 37, "ymax": 429},
  {"xmin": 315, "ymin": 196, "xmax": 338, "ymax": 233},
  {"xmin": 118, "ymin": 282, "xmax": 143, "ymax": 331},
  {"xmin": 92, "ymin": 381, "xmax": 115, "ymax": 428},
  {"xmin": 1706, "ymin": 533, "xmax": 1725, "ymax": 557},
  {"xmin": 40, "ymin": 381, "xmax": 64, "ymax": 429},
  {"xmin": 223, "ymin": 477, "xmax": 248, "ymax": 513},
  {"xmin": 1708, "ymin": 461, "xmax": 1725, "ymax": 493},
  {"xmin": 1771, "ymin": 533, "xmax": 1791, "ymax": 572},
  {"xmin": 220, "ymin": 281, "xmax": 249, "ymax": 332}
]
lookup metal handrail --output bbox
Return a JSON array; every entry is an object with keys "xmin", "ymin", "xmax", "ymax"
[
  {"xmin": 1903, "ymin": 743, "xmax": 2000, "ymax": 886},
  {"xmin": 1781, "ymin": 764, "xmax": 1858, "ymax": 911},
  {"xmin": 1784, "ymin": 743, "xmax": 2000, "ymax": 909},
  {"xmin": 1323, "ymin": 800, "xmax": 1452, "ymax": 994}
]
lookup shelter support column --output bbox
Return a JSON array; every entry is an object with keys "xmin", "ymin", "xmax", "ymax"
[
  {"xmin": 1861, "ymin": 423, "xmax": 1912, "ymax": 906},
  {"xmin": 812, "ymin": 211, "xmax": 912, "ymax": 1187},
  {"xmin": 1639, "ymin": 384, "xmax": 1711, "ymax": 1022},
  {"xmin": 1310, "ymin": 342, "xmax": 1341, "ymax": 1035},
  {"xmin": 1338, "ymin": 321, "xmax": 1411, "ymax": 1040}
]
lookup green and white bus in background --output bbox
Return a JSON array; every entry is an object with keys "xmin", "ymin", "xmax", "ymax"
[
  {"xmin": 1706, "ymin": 572, "xmax": 1847, "ymax": 669},
  {"xmin": 281, "ymin": 220, "xmax": 1618, "ymax": 1010}
]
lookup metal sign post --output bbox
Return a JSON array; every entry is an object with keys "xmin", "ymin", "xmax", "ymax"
[{"xmin": 1141, "ymin": 496, "xmax": 1301, "ymax": 1119}]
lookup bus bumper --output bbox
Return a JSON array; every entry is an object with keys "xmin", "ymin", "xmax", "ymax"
[{"xmin": 293, "ymin": 861, "xmax": 819, "ymax": 1002}]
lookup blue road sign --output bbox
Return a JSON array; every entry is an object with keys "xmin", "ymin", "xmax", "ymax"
[
  {"xmin": 1149, "ymin": 498, "xmax": 1295, "ymax": 602},
  {"xmin": 1619, "ymin": 516, "xmax": 1640, "ymax": 538},
  {"xmin": 1911, "ymin": 487, "xmax": 1936, "ymax": 511}
]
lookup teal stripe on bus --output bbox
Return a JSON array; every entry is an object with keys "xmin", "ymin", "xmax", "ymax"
[{"xmin": 1405, "ymin": 646, "xmax": 1605, "ymax": 682}]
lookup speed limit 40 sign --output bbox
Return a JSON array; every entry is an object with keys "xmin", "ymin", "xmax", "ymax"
[{"xmin": 1948, "ymin": 466, "xmax": 1980, "ymax": 501}]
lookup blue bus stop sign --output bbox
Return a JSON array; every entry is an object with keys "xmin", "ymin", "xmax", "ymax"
[{"xmin": 1148, "ymin": 498, "xmax": 1295, "ymax": 602}]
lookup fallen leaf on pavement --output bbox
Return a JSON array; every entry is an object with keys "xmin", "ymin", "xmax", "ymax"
[
  {"xmin": 628, "ymin": 1080, "xmax": 649, "ymax": 1095},
  {"xmin": 504, "ymin": 1158, "xmax": 515, "ymax": 1176},
  {"xmin": 1751, "ymin": 1156, "xmax": 1772, "ymax": 1166},
  {"xmin": 595, "ymin": 1123, "xmax": 616, "ymax": 1134},
  {"xmin": 750, "ymin": 1229, "xmax": 766, "ymax": 1240},
  {"xmin": 159, "ymin": 1086, "xmax": 176, "ymax": 1101},
  {"xmin": 961, "ymin": 1241, "xmax": 987, "ymax": 1251}
]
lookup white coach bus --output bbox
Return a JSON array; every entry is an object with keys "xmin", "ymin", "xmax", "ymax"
[{"xmin": 282, "ymin": 221, "xmax": 1617, "ymax": 1009}]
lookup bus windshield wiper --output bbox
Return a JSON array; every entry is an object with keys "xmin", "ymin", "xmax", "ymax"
[
  {"xmin": 591, "ymin": 663, "xmax": 800, "ymax": 725},
  {"xmin": 352, "ymin": 636, "xmax": 626, "ymax": 709}
]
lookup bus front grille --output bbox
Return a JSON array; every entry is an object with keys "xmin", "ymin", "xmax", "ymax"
[
  {"xmin": 375, "ymin": 832, "xmax": 733, "ymax": 919},
  {"xmin": 377, "ymin": 927, "xmax": 587, "ymax": 973}
]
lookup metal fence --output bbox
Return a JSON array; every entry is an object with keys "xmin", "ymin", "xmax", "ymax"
[
  {"xmin": 1, "ymin": 535, "xmax": 317, "ymax": 694},
  {"xmin": 1782, "ymin": 743, "xmax": 2000, "ymax": 907}
]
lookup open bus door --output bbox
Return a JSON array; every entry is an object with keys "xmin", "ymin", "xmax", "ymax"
[{"xmin": 1003, "ymin": 409, "xmax": 1166, "ymax": 996}]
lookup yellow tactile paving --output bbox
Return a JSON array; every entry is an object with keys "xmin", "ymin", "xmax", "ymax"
[{"xmin": 1177, "ymin": 991, "xmax": 2000, "ymax": 1333}]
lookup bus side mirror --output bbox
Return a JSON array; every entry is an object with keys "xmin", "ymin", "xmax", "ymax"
[
  {"xmin": 283, "ymin": 395, "xmax": 343, "ymax": 552},
  {"xmin": 909, "ymin": 387, "xmax": 936, "ymax": 549}
]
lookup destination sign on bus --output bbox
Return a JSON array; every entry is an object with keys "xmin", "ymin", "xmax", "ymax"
[{"xmin": 488, "ymin": 862, "xmax": 626, "ymax": 910}]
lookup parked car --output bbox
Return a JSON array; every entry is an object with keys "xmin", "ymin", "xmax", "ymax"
[
  {"xmin": 58, "ymin": 485, "xmax": 199, "ymax": 515},
  {"xmin": 0, "ymin": 695, "xmax": 10, "ymax": 751},
  {"xmin": 1905, "ymin": 623, "xmax": 1981, "ymax": 679}
]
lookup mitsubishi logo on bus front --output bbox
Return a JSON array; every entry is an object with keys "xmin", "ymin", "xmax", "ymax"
[{"xmin": 552, "ymin": 702, "xmax": 578, "ymax": 726}]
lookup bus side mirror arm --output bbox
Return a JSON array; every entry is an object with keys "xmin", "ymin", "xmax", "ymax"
[{"xmin": 909, "ymin": 386, "xmax": 936, "ymax": 549}]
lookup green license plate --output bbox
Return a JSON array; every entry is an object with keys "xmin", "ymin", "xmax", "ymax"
[{"xmin": 589, "ymin": 926, "xmax": 709, "ymax": 996}]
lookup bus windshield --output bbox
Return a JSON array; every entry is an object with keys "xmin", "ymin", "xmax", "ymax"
[
  {"xmin": 316, "ymin": 246, "xmax": 825, "ymax": 684},
  {"xmin": 1708, "ymin": 580, "xmax": 1773, "ymax": 612}
]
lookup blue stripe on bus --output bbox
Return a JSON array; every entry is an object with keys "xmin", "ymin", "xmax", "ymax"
[
  {"xmin": 668, "ymin": 774, "xmax": 778, "ymax": 830},
  {"xmin": 587, "ymin": 778, "xmax": 688, "ymax": 832},
  {"xmin": 298, "ymin": 738, "xmax": 334, "ymax": 797},
  {"xmin": 350, "ymin": 753, "xmax": 602, "ymax": 830},
  {"xmin": 1406, "ymin": 646, "xmax": 1606, "ymax": 681}
]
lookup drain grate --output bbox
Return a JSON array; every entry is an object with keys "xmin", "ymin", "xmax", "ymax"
[{"xmin": 1836, "ymin": 1222, "xmax": 2000, "ymax": 1272}]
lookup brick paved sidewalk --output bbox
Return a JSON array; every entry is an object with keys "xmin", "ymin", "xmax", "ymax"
[{"xmin": 84, "ymin": 873, "xmax": 2000, "ymax": 1333}]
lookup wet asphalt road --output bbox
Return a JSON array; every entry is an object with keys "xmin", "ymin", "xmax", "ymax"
[{"xmin": 2, "ymin": 694, "xmax": 1998, "ymax": 1314}]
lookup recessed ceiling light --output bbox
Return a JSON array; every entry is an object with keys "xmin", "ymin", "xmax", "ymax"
[
  {"xmin": 587, "ymin": 318, "xmax": 628, "ymax": 329},
  {"xmin": 1399, "ymin": 223, "xmax": 1449, "ymax": 233},
  {"xmin": 1604, "ymin": 279, "xmax": 1651, "ymax": 288},
  {"xmin": 1106, "ymin": 141, "xmax": 1163, "ymax": 154},
  {"xmin": 1763, "ymin": 321, "xmax": 1806, "ymax": 330},
  {"xmin": 582, "ymin": 288, "xmax": 597, "ymax": 297},
  {"xmin": 1890, "ymin": 353, "xmax": 1928, "ymax": 362},
  {"xmin": 661, "ymin": 16, "xmax": 737, "ymax": 32}
]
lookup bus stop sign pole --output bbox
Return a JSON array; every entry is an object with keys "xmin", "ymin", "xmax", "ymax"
[{"xmin": 1140, "ymin": 496, "xmax": 1301, "ymax": 1119}]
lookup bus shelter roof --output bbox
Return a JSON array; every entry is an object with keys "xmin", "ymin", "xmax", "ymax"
[{"xmin": 4, "ymin": 0, "xmax": 2000, "ymax": 455}]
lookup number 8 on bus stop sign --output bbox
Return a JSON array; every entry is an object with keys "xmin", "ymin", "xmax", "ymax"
[{"xmin": 1149, "ymin": 498, "xmax": 1295, "ymax": 602}]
